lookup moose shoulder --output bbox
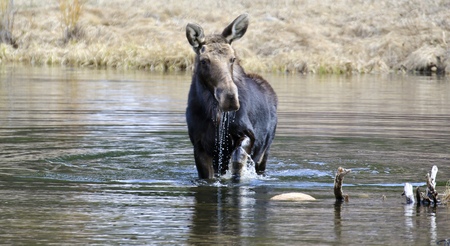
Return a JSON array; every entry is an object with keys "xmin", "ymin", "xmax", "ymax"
[{"xmin": 185, "ymin": 14, "xmax": 278, "ymax": 179}]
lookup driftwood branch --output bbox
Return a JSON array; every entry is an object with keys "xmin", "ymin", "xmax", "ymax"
[
  {"xmin": 403, "ymin": 183, "xmax": 415, "ymax": 204},
  {"xmin": 334, "ymin": 167, "xmax": 351, "ymax": 202},
  {"xmin": 405, "ymin": 165, "xmax": 439, "ymax": 206},
  {"xmin": 423, "ymin": 165, "xmax": 439, "ymax": 205}
]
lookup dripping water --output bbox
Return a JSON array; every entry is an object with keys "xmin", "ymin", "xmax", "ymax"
[
  {"xmin": 213, "ymin": 110, "xmax": 261, "ymax": 180},
  {"xmin": 214, "ymin": 111, "xmax": 231, "ymax": 177}
]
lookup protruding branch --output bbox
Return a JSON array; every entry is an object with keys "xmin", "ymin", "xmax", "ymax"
[
  {"xmin": 425, "ymin": 165, "xmax": 438, "ymax": 205},
  {"xmin": 334, "ymin": 167, "xmax": 351, "ymax": 202},
  {"xmin": 403, "ymin": 183, "xmax": 415, "ymax": 204},
  {"xmin": 411, "ymin": 165, "xmax": 439, "ymax": 206}
]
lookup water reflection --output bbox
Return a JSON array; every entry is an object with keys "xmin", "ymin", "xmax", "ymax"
[
  {"xmin": 403, "ymin": 203, "xmax": 442, "ymax": 244},
  {"xmin": 430, "ymin": 210, "xmax": 437, "ymax": 244},
  {"xmin": 188, "ymin": 185, "xmax": 270, "ymax": 245},
  {"xmin": 334, "ymin": 201, "xmax": 344, "ymax": 242}
]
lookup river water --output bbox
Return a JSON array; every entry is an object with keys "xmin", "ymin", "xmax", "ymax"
[{"xmin": 1, "ymin": 65, "xmax": 449, "ymax": 245}]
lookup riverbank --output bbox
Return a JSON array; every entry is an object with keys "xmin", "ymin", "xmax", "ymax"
[{"xmin": 1, "ymin": 0, "xmax": 450, "ymax": 74}]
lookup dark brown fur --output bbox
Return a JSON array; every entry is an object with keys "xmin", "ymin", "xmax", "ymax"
[{"xmin": 186, "ymin": 14, "xmax": 278, "ymax": 179}]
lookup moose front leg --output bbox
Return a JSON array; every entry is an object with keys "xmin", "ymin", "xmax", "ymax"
[
  {"xmin": 231, "ymin": 133, "xmax": 254, "ymax": 178},
  {"xmin": 194, "ymin": 147, "xmax": 214, "ymax": 179}
]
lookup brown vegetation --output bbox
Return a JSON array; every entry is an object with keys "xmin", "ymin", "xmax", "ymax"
[
  {"xmin": 57, "ymin": 0, "xmax": 85, "ymax": 43},
  {"xmin": 0, "ymin": 0, "xmax": 16, "ymax": 46},
  {"xmin": 444, "ymin": 180, "xmax": 450, "ymax": 205},
  {"xmin": 1, "ymin": 0, "xmax": 450, "ymax": 74}
]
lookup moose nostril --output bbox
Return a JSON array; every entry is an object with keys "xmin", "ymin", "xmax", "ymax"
[{"xmin": 227, "ymin": 93, "xmax": 235, "ymax": 100}]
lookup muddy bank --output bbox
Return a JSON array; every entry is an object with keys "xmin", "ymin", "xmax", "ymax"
[{"xmin": 1, "ymin": 0, "xmax": 450, "ymax": 74}]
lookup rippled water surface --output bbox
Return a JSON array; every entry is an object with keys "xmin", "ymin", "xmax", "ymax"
[{"xmin": 1, "ymin": 65, "xmax": 450, "ymax": 245}]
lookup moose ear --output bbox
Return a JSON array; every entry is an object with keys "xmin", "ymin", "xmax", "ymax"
[
  {"xmin": 222, "ymin": 14, "xmax": 249, "ymax": 44},
  {"xmin": 186, "ymin": 23, "xmax": 205, "ymax": 53}
]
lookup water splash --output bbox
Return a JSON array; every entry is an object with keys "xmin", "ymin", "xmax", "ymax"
[
  {"xmin": 221, "ymin": 154, "xmax": 262, "ymax": 181},
  {"xmin": 213, "ymin": 111, "xmax": 263, "ymax": 181},
  {"xmin": 212, "ymin": 180, "xmax": 228, "ymax": 187}
]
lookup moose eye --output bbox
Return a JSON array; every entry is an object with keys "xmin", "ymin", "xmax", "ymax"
[
  {"xmin": 200, "ymin": 59, "xmax": 209, "ymax": 66},
  {"xmin": 230, "ymin": 57, "xmax": 236, "ymax": 63}
]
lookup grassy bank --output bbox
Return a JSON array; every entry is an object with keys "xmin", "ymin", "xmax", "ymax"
[{"xmin": 1, "ymin": 0, "xmax": 450, "ymax": 74}]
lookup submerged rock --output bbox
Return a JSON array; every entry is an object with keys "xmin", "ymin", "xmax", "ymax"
[{"xmin": 270, "ymin": 192, "xmax": 316, "ymax": 201}]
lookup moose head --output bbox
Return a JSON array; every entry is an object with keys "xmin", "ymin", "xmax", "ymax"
[{"xmin": 186, "ymin": 14, "xmax": 249, "ymax": 112}]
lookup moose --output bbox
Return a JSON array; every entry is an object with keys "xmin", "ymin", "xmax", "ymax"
[{"xmin": 185, "ymin": 14, "xmax": 278, "ymax": 179}]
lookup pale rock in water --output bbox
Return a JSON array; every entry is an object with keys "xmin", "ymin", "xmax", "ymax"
[{"xmin": 270, "ymin": 192, "xmax": 316, "ymax": 201}]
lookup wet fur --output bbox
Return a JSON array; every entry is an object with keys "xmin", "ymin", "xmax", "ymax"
[{"xmin": 186, "ymin": 15, "xmax": 278, "ymax": 179}]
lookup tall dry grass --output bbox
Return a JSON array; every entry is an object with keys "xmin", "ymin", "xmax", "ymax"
[
  {"xmin": 57, "ymin": 0, "xmax": 85, "ymax": 43},
  {"xmin": 443, "ymin": 179, "xmax": 450, "ymax": 205},
  {"xmin": 0, "ymin": 0, "xmax": 15, "ymax": 46},
  {"xmin": 1, "ymin": 0, "xmax": 450, "ymax": 73}
]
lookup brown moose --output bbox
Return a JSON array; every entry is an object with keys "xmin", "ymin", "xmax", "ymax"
[{"xmin": 185, "ymin": 14, "xmax": 278, "ymax": 180}]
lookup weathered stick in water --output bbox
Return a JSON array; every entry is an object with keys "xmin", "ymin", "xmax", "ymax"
[
  {"xmin": 403, "ymin": 183, "xmax": 415, "ymax": 204},
  {"xmin": 334, "ymin": 167, "xmax": 351, "ymax": 202},
  {"xmin": 427, "ymin": 165, "xmax": 439, "ymax": 203},
  {"xmin": 407, "ymin": 165, "xmax": 439, "ymax": 206}
]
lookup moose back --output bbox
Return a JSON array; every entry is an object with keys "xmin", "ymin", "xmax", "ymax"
[{"xmin": 185, "ymin": 14, "xmax": 278, "ymax": 179}]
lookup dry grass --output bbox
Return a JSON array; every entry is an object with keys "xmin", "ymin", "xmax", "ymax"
[
  {"xmin": 1, "ymin": 0, "xmax": 450, "ymax": 73},
  {"xmin": 443, "ymin": 179, "xmax": 450, "ymax": 205},
  {"xmin": 0, "ymin": 0, "xmax": 15, "ymax": 46},
  {"xmin": 57, "ymin": 0, "xmax": 86, "ymax": 43}
]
